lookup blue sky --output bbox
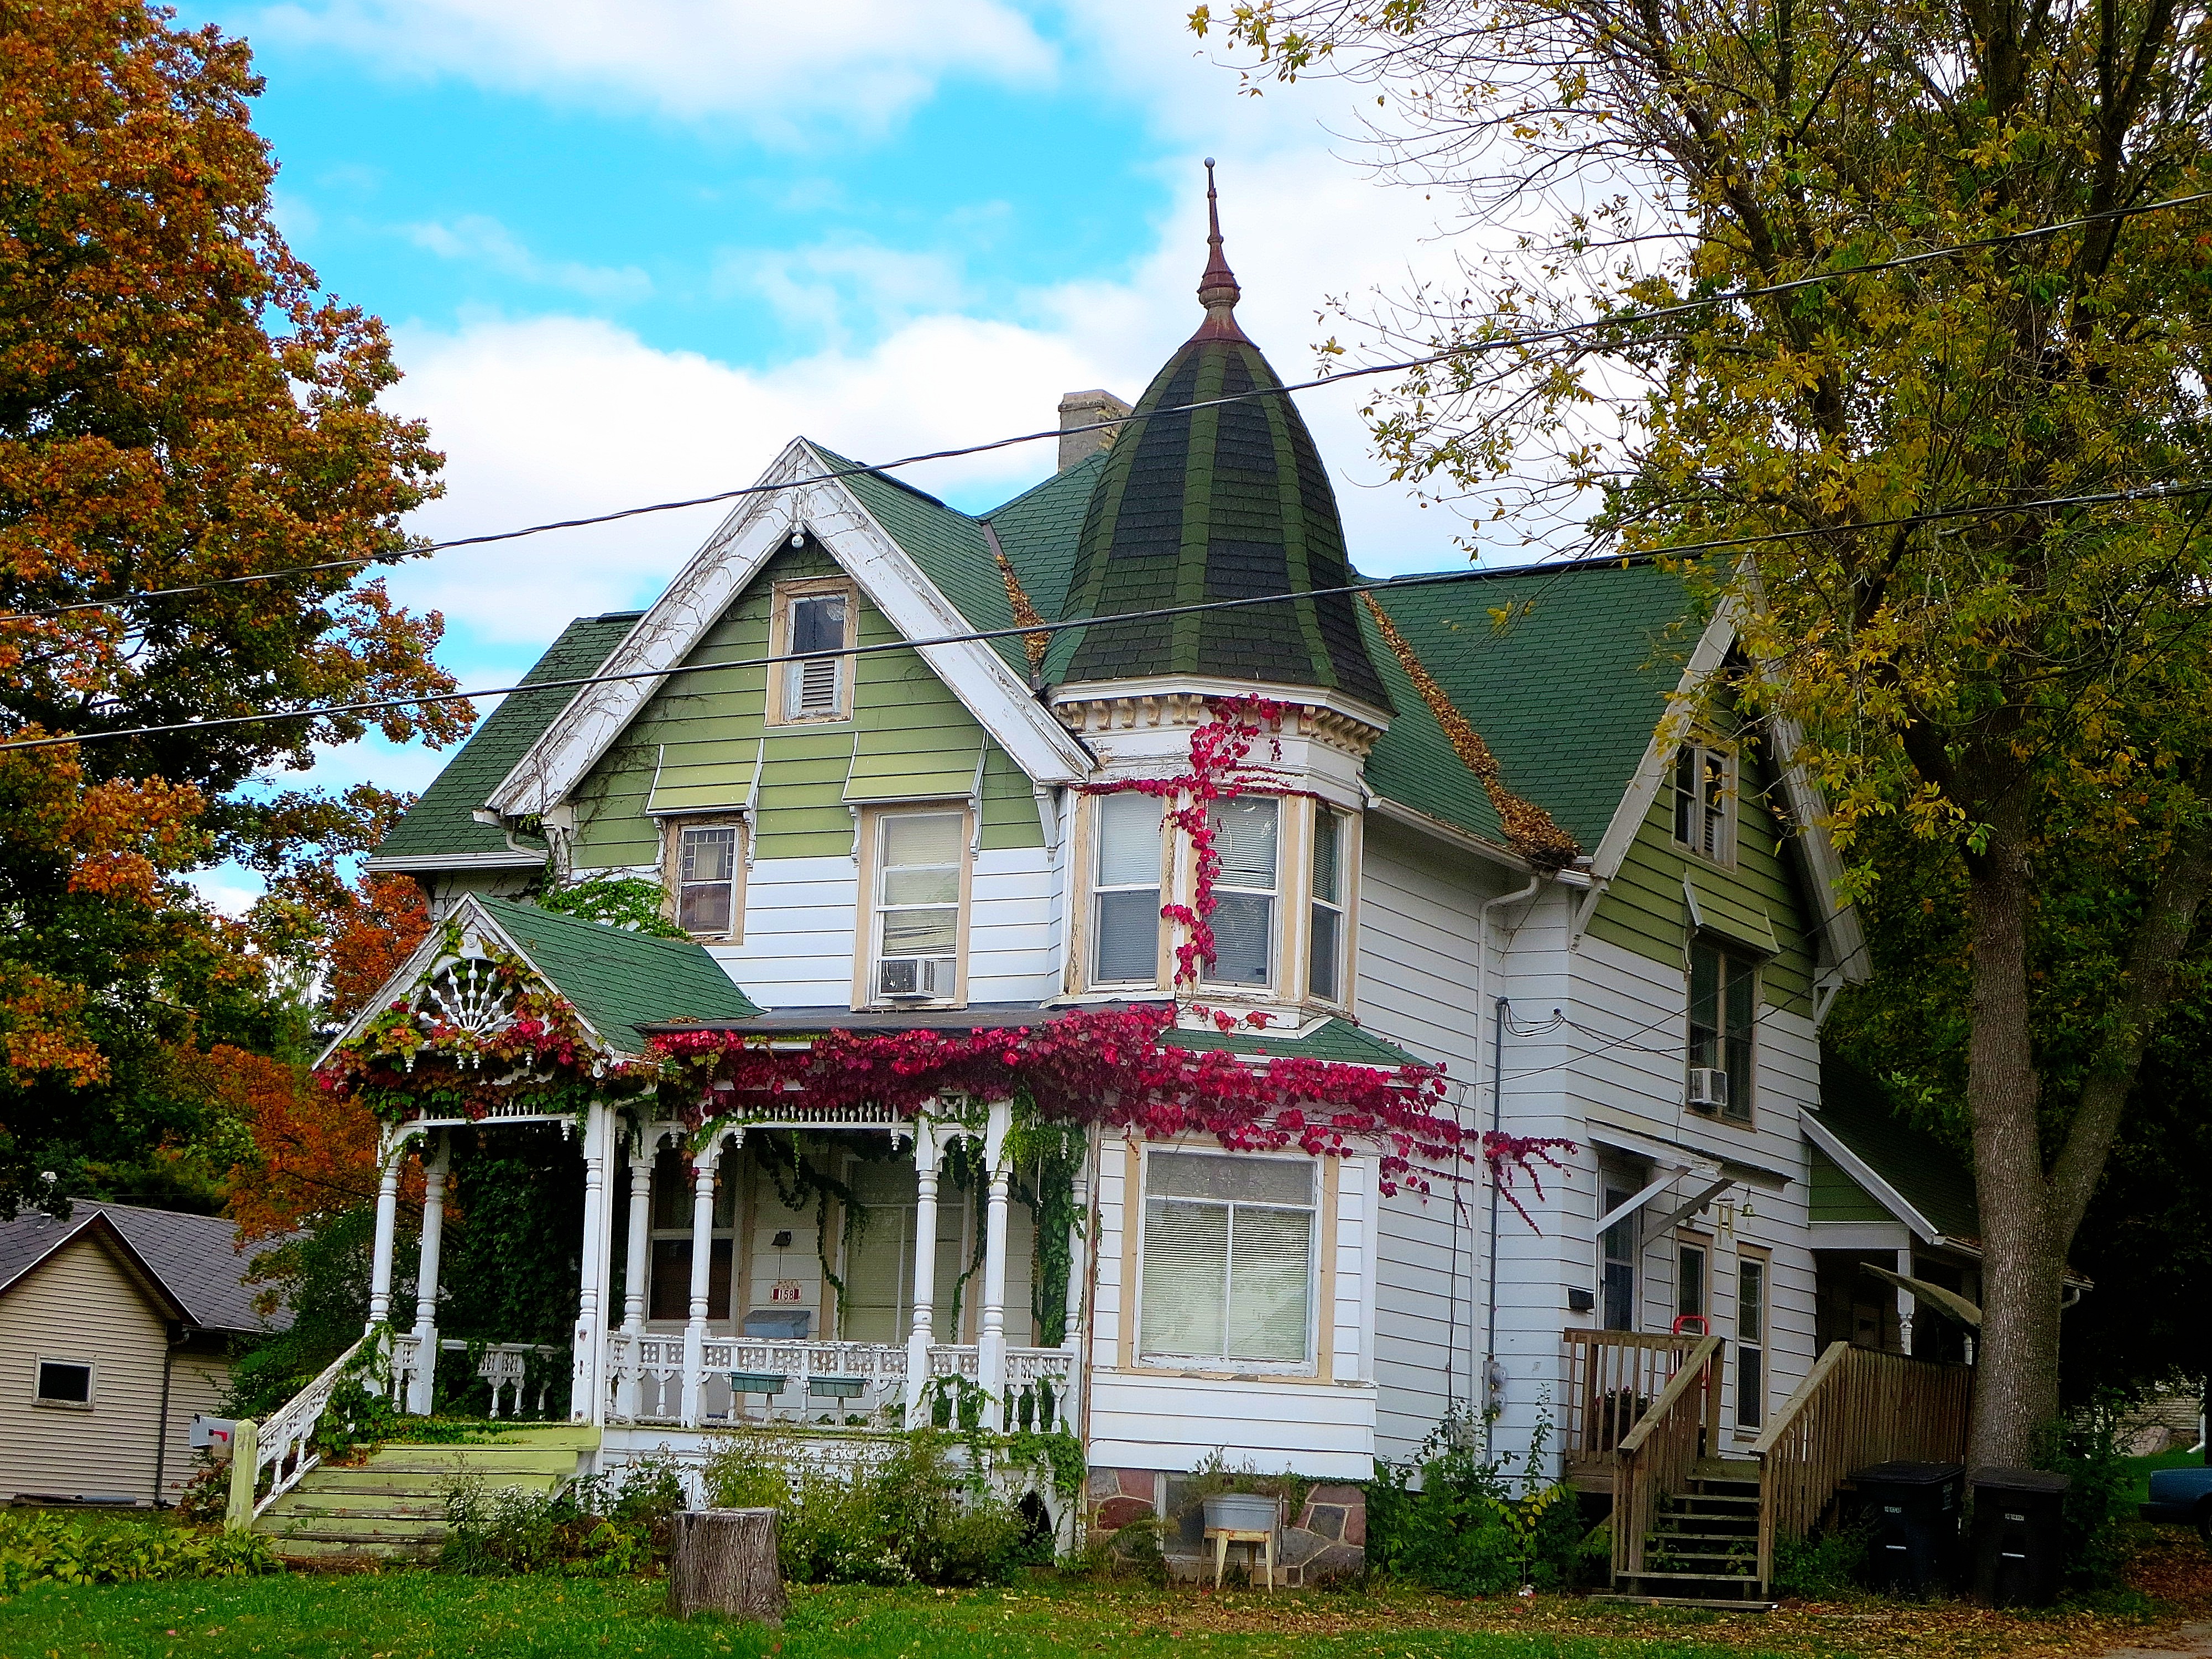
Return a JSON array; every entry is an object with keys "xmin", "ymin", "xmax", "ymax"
[{"xmin": 178, "ymin": 1, "xmax": 1496, "ymax": 907}]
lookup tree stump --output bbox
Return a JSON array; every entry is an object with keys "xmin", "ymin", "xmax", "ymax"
[{"xmin": 666, "ymin": 1507, "xmax": 786, "ymax": 1625}]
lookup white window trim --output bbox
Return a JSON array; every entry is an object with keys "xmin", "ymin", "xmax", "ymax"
[
  {"xmin": 662, "ymin": 816, "xmax": 747, "ymax": 942},
  {"xmin": 1300, "ymin": 801, "xmax": 1359, "ymax": 1009},
  {"xmin": 32, "ymin": 1355, "xmax": 95, "ymax": 1410},
  {"xmin": 1130, "ymin": 1142, "xmax": 1325, "ymax": 1379},
  {"xmin": 1734, "ymin": 1244, "xmax": 1770, "ymax": 1437},
  {"xmin": 1197, "ymin": 795, "xmax": 1281, "ymax": 994},
  {"xmin": 853, "ymin": 804, "xmax": 973, "ymax": 1011},
  {"xmin": 1083, "ymin": 790, "xmax": 1170, "ymax": 993},
  {"xmin": 1687, "ymin": 938, "xmax": 1759, "ymax": 1126},
  {"xmin": 766, "ymin": 576, "xmax": 857, "ymax": 727},
  {"xmin": 1673, "ymin": 740, "xmax": 1738, "ymax": 867}
]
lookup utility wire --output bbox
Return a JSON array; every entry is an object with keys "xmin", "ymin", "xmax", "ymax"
[
  {"xmin": 5, "ymin": 188, "xmax": 2205, "ymax": 628},
  {"xmin": 6, "ymin": 472, "xmax": 2209, "ymax": 755}
]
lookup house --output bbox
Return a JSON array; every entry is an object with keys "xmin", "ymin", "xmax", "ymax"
[
  {"xmin": 258, "ymin": 175, "xmax": 1979, "ymax": 1595},
  {"xmin": 0, "ymin": 1201, "xmax": 279, "ymax": 1507}
]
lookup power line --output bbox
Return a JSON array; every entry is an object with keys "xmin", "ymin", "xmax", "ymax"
[
  {"xmin": 6, "ymin": 473, "xmax": 2208, "ymax": 755},
  {"xmin": 5, "ymin": 188, "xmax": 2205, "ymax": 628}
]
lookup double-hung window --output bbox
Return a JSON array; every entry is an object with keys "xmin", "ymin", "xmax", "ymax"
[
  {"xmin": 675, "ymin": 823, "xmax": 741, "ymax": 937},
  {"xmin": 774, "ymin": 584, "xmax": 852, "ymax": 723},
  {"xmin": 1140, "ymin": 1150, "xmax": 1317, "ymax": 1369},
  {"xmin": 1688, "ymin": 940, "xmax": 1756, "ymax": 1122},
  {"xmin": 1092, "ymin": 792, "xmax": 1164, "ymax": 985},
  {"xmin": 1601, "ymin": 1181, "xmax": 1638, "ymax": 1331},
  {"xmin": 1677, "ymin": 1240, "xmax": 1708, "ymax": 1331},
  {"xmin": 873, "ymin": 811, "xmax": 963, "ymax": 1003},
  {"xmin": 1673, "ymin": 743, "xmax": 1734, "ymax": 862},
  {"xmin": 1204, "ymin": 796, "xmax": 1279, "ymax": 988},
  {"xmin": 1736, "ymin": 1250, "xmax": 1768, "ymax": 1431},
  {"xmin": 1309, "ymin": 808, "xmax": 1345, "ymax": 1002}
]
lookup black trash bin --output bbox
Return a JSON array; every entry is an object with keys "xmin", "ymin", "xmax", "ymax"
[
  {"xmin": 1969, "ymin": 1467, "xmax": 2071, "ymax": 1607},
  {"xmin": 1849, "ymin": 1460, "xmax": 1964, "ymax": 1596}
]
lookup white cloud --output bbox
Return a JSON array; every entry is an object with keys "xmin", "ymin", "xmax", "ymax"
[
  {"xmin": 715, "ymin": 240, "xmax": 969, "ymax": 346},
  {"xmin": 250, "ymin": 0, "xmax": 1055, "ymax": 131},
  {"xmin": 408, "ymin": 215, "xmax": 652, "ymax": 304}
]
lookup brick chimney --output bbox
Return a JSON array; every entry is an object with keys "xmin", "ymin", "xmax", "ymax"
[{"xmin": 1056, "ymin": 388, "xmax": 1130, "ymax": 472}]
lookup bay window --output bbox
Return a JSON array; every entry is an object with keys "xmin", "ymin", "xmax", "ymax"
[
  {"xmin": 1139, "ymin": 1150, "xmax": 1317, "ymax": 1369},
  {"xmin": 1204, "ymin": 795, "xmax": 1278, "ymax": 988},
  {"xmin": 1092, "ymin": 791, "xmax": 1164, "ymax": 985},
  {"xmin": 1309, "ymin": 808, "xmax": 1345, "ymax": 1001}
]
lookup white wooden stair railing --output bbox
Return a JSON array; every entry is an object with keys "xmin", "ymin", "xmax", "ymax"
[{"xmin": 223, "ymin": 1333, "xmax": 371, "ymax": 1530}]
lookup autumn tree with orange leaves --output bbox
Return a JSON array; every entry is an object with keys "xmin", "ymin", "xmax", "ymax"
[{"xmin": 0, "ymin": 1, "xmax": 465, "ymax": 1216}]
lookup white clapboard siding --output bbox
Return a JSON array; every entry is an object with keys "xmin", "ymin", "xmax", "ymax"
[
  {"xmin": 0, "ymin": 1233, "xmax": 171, "ymax": 1503},
  {"xmin": 160, "ymin": 1349, "xmax": 233, "ymax": 1504}
]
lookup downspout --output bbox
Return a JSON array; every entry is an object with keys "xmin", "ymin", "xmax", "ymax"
[
  {"xmin": 1480, "ymin": 873, "xmax": 1542, "ymax": 1459},
  {"xmin": 152, "ymin": 1327, "xmax": 187, "ymax": 1507}
]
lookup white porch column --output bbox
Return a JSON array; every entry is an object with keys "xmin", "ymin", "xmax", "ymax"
[
  {"xmin": 615, "ymin": 1129, "xmax": 655, "ymax": 1420},
  {"xmin": 977, "ymin": 1099, "xmax": 1013, "ymax": 1430},
  {"xmin": 366, "ymin": 1125, "xmax": 405, "ymax": 1332},
  {"xmin": 406, "ymin": 1133, "xmax": 450, "ymax": 1414},
  {"xmin": 571, "ymin": 1101, "xmax": 613, "ymax": 1424},
  {"xmin": 680, "ymin": 1131, "xmax": 725, "ymax": 1428},
  {"xmin": 904, "ymin": 1117, "xmax": 942, "ymax": 1426},
  {"xmin": 1058, "ymin": 1153, "xmax": 1091, "ymax": 1434},
  {"xmin": 1895, "ymin": 1246, "xmax": 1917, "ymax": 1356}
]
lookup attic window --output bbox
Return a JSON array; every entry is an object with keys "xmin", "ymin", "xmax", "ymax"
[
  {"xmin": 1672, "ymin": 743, "xmax": 1735, "ymax": 863},
  {"xmin": 771, "ymin": 581, "xmax": 853, "ymax": 724}
]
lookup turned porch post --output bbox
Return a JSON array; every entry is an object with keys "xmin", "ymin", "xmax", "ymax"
[
  {"xmin": 616, "ymin": 1129, "xmax": 655, "ymax": 1420},
  {"xmin": 977, "ymin": 1099, "xmax": 1013, "ymax": 1430},
  {"xmin": 903, "ymin": 1116, "xmax": 942, "ymax": 1426},
  {"xmin": 406, "ymin": 1131, "xmax": 450, "ymax": 1414},
  {"xmin": 572, "ymin": 1100, "xmax": 614, "ymax": 1424},
  {"xmin": 366, "ymin": 1125, "xmax": 407, "ymax": 1333},
  {"xmin": 680, "ymin": 1130, "xmax": 726, "ymax": 1428},
  {"xmin": 1894, "ymin": 1246, "xmax": 1917, "ymax": 1356}
]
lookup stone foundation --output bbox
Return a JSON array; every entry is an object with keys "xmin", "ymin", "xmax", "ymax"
[{"xmin": 1084, "ymin": 1467, "xmax": 1367, "ymax": 1585}]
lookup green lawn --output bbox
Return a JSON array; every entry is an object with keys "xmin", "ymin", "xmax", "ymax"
[
  {"xmin": 2121, "ymin": 1450, "xmax": 2205, "ymax": 1508},
  {"xmin": 0, "ymin": 1575, "xmax": 1793, "ymax": 1659}
]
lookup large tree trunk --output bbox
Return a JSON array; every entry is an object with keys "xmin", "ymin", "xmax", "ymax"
[
  {"xmin": 667, "ymin": 1507, "xmax": 786, "ymax": 1625},
  {"xmin": 1964, "ymin": 837, "xmax": 2064, "ymax": 1469}
]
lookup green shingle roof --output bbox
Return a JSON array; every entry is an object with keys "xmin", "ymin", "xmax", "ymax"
[
  {"xmin": 371, "ymin": 613, "xmax": 639, "ymax": 864},
  {"xmin": 1362, "ymin": 561, "xmax": 1698, "ymax": 852},
  {"xmin": 1161, "ymin": 1016, "xmax": 1420, "ymax": 1067},
  {"xmin": 984, "ymin": 452, "xmax": 1106, "ymax": 630},
  {"xmin": 476, "ymin": 896, "xmax": 760, "ymax": 1055},
  {"xmin": 1813, "ymin": 1055, "xmax": 1980, "ymax": 1240}
]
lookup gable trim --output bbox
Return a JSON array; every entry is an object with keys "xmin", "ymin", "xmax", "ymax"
[
  {"xmin": 0, "ymin": 1212, "xmax": 192, "ymax": 1327},
  {"xmin": 1800, "ymin": 1107, "xmax": 1940, "ymax": 1244},
  {"xmin": 485, "ymin": 441, "xmax": 1091, "ymax": 825}
]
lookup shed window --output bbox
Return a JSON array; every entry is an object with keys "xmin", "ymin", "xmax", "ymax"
[
  {"xmin": 1309, "ymin": 808, "xmax": 1345, "ymax": 1002},
  {"xmin": 1092, "ymin": 792, "xmax": 1164, "ymax": 985},
  {"xmin": 35, "ymin": 1360, "xmax": 92, "ymax": 1405},
  {"xmin": 676, "ymin": 825, "xmax": 740, "ymax": 936},
  {"xmin": 1203, "ymin": 796, "xmax": 1278, "ymax": 988},
  {"xmin": 1140, "ymin": 1150, "xmax": 1316, "ymax": 1368}
]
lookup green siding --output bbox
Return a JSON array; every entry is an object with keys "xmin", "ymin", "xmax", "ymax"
[
  {"xmin": 568, "ymin": 546, "xmax": 1042, "ymax": 870},
  {"xmin": 1584, "ymin": 744, "xmax": 1816, "ymax": 1016},
  {"xmin": 1808, "ymin": 1144, "xmax": 1893, "ymax": 1224}
]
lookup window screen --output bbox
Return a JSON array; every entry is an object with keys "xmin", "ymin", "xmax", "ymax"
[
  {"xmin": 677, "ymin": 825, "xmax": 739, "ymax": 935},
  {"xmin": 1092, "ymin": 792, "xmax": 1164, "ymax": 984},
  {"xmin": 1310, "ymin": 810, "xmax": 1344, "ymax": 1001},
  {"xmin": 35, "ymin": 1360, "xmax": 91, "ymax": 1404},
  {"xmin": 1140, "ymin": 1150, "xmax": 1316, "ymax": 1367},
  {"xmin": 1204, "ymin": 796, "xmax": 1277, "ymax": 987}
]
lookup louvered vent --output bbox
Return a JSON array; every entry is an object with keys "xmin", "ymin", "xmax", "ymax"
[{"xmin": 790, "ymin": 654, "xmax": 840, "ymax": 715}]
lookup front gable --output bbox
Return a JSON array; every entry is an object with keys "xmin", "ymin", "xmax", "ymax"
[{"xmin": 484, "ymin": 440, "xmax": 1090, "ymax": 833}]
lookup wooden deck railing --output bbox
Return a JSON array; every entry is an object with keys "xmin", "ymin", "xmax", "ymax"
[
  {"xmin": 1752, "ymin": 1342, "xmax": 1973, "ymax": 1585},
  {"xmin": 1610, "ymin": 1333, "xmax": 1725, "ymax": 1582},
  {"xmin": 1562, "ymin": 1329, "xmax": 1700, "ymax": 1472}
]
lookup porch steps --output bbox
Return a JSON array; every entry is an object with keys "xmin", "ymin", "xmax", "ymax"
[
  {"xmin": 254, "ymin": 1426, "xmax": 595, "ymax": 1564},
  {"xmin": 1615, "ymin": 1462, "xmax": 1768, "ymax": 1606}
]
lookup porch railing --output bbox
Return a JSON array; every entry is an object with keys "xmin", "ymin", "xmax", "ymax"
[
  {"xmin": 392, "ymin": 1334, "xmax": 567, "ymax": 1418},
  {"xmin": 1752, "ymin": 1341, "xmax": 1973, "ymax": 1587},
  {"xmin": 1562, "ymin": 1329, "xmax": 1700, "ymax": 1473},
  {"xmin": 1610, "ymin": 1333, "xmax": 1725, "ymax": 1584},
  {"xmin": 224, "ymin": 1333, "xmax": 368, "ymax": 1528}
]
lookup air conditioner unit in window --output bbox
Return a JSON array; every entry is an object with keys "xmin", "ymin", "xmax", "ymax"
[
  {"xmin": 1686, "ymin": 1067, "xmax": 1729, "ymax": 1112},
  {"xmin": 878, "ymin": 956, "xmax": 956, "ymax": 1000}
]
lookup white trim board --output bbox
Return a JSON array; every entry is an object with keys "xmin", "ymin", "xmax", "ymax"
[{"xmin": 1799, "ymin": 1108, "xmax": 1940, "ymax": 1244}]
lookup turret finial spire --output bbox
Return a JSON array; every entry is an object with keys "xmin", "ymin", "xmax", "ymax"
[{"xmin": 1192, "ymin": 157, "xmax": 1248, "ymax": 342}]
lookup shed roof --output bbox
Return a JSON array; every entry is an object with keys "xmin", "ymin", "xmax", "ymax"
[
  {"xmin": 1811, "ymin": 1057, "xmax": 1980, "ymax": 1241},
  {"xmin": 0, "ymin": 1202, "xmax": 285, "ymax": 1335}
]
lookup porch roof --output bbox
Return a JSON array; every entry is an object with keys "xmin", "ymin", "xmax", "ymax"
[{"xmin": 1809, "ymin": 1056, "xmax": 1978, "ymax": 1241}]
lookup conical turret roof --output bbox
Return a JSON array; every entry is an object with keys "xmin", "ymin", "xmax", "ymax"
[{"xmin": 1046, "ymin": 166, "xmax": 1391, "ymax": 711}]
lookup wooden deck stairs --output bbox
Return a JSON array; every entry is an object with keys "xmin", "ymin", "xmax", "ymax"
[
  {"xmin": 1615, "ymin": 1459, "xmax": 1765, "ymax": 1603},
  {"xmin": 253, "ymin": 1425, "xmax": 596, "ymax": 1564}
]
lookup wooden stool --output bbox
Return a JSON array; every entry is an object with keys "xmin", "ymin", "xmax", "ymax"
[{"xmin": 1206, "ymin": 1526, "xmax": 1275, "ymax": 1590}]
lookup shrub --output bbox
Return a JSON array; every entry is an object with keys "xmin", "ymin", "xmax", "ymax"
[
  {"xmin": 2036, "ymin": 1394, "xmax": 2133, "ymax": 1592},
  {"xmin": 1366, "ymin": 1412, "xmax": 1584, "ymax": 1596},
  {"xmin": 1772, "ymin": 1520, "xmax": 1870, "ymax": 1598},
  {"xmin": 701, "ymin": 1427, "xmax": 1044, "ymax": 1587},
  {"xmin": 0, "ymin": 1511, "xmax": 275, "ymax": 1595},
  {"xmin": 440, "ymin": 1460, "xmax": 684, "ymax": 1577}
]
